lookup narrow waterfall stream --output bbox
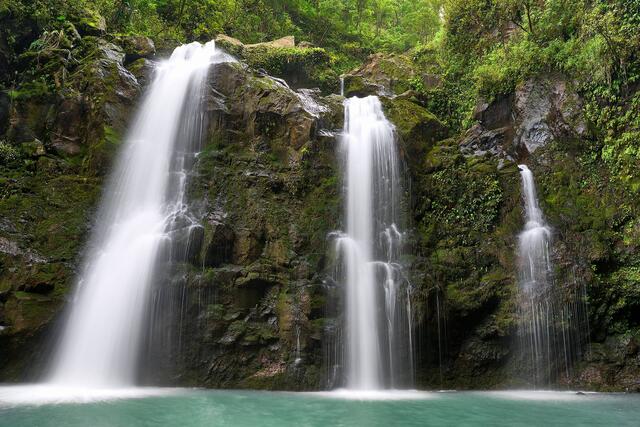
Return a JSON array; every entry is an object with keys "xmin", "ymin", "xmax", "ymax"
[
  {"xmin": 47, "ymin": 42, "xmax": 231, "ymax": 388},
  {"xmin": 516, "ymin": 164, "xmax": 589, "ymax": 386},
  {"xmin": 517, "ymin": 165, "xmax": 554, "ymax": 385},
  {"xmin": 518, "ymin": 165, "xmax": 553, "ymax": 296},
  {"xmin": 333, "ymin": 96, "xmax": 413, "ymax": 390}
]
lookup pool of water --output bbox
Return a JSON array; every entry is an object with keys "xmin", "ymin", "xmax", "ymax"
[{"xmin": 0, "ymin": 386, "xmax": 638, "ymax": 426}]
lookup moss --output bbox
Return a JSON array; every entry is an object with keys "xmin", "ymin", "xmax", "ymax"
[
  {"xmin": 242, "ymin": 322, "xmax": 277, "ymax": 344},
  {"xmin": 4, "ymin": 291, "xmax": 61, "ymax": 333},
  {"xmin": 7, "ymin": 80, "xmax": 53, "ymax": 101},
  {"xmin": 242, "ymin": 46, "xmax": 337, "ymax": 93},
  {"xmin": 71, "ymin": 7, "xmax": 106, "ymax": 36},
  {"xmin": 342, "ymin": 75, "xmax": 368, "ymax": 97},
  {"xmin": 381, "ymin": 97, "xmax": 449, "ymax": 175},
  {"xmin": 297, "ymin": 174, "xmax": 339, "ymax": 266},
  {"xmin": 0, "ymin": 141, "xmax": 20, "ymax": 165},
  {"xmin": 412, "ymin": 133, "xmax": 523, "ymax": 390},
  {"xmin": 82, "ymin": 125, "xmax": 121, "ymax": 174},
  {"xmin": 418, "ymin": 155, "xmax": 504, "ymax": 246}
]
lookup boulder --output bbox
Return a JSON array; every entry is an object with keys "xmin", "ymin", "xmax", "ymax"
[
  {"xmin": 126, "ymin": 58, "xmax": 155, "ymax": 88},
  {"xmin": 207, "ymin": 61, "xmax": 321, "ymax": 150},
  {"xmin": 246, "ymin": 36, "xmax": 295, "ymax": 49},
  {"xmin": 216, "ymin": 34, "xmax": 243, "ymax": 47},
  {"xmin": 214, "ymin": 35, "xmax": 336, "ymax": 93},
  {"xmin": 214, "ymin": 34, "xmax": 244, "ymax": 57},
  {"xmin": 73, "ymin": 8, "xmax": 107, "ymax": 36},
  {"xmin": 342, "ymin": 53, "xmax": 417, "ymax": 97},
  {"xmin": 118, "ymin": 35, "xmax": 156, "ymax": 63},
  {"xmin": 381, "ymin": 96, "xmax": 448, "ymax": 171}
]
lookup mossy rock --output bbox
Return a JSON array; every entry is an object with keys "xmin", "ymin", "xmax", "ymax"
[
  {"xmin": 219, "ymin": 40, "xmax": 338, "ymax": 94},
  {"xmin": 342, "ymin": 53, "xmax": 417, "ymax": 97},
  {"xmin": 71, "ymin": 8, "xmax": 106, "ymax": 36},
  {"xmin": 382, "ymin": 97, "xmax": 448, "ymax": 172}
]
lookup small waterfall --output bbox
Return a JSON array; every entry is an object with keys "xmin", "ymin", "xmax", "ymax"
[
  {"xmin": 516, "ymin": 165, "xmax": 589, "ymax": 387},
  {"xmin": 517, "ymin": 165, "xmax": 553, "ymax": 385},
  {"xmin": 518, "ymin": 165, "xmax": 553, "ymax": 296},
  {"xmin": 332, "ymin": 96, "xmax": 413, "ymax": 390},
  {"xmin": 48, "ymin": 41, "xmax": 231, "ymax": 388}
]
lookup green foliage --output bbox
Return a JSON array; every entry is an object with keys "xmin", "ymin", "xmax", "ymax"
[
  {"xmin": 418, "ymin": 146, "xmax": 504, "ymax": 247},
  {"xmin": 0, "ymin": 141, "xmax": 20, "ymax": 165},
  {"xmin": 244, "ymin": 46, "xmax": 333, "ymax": 79},
  {"xmin": 2, "ymin": 0, "xmax": 445, "ymax": 64}
]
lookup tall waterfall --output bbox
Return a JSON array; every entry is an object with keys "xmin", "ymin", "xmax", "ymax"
[
  {"xmin": 516, "ymin": 165, "xmax": 589, "ymax": 386},
  {"xmin": 48, "ymin": 41, "xmax": 229, "ymax": 387},
  {"xmin": 333, "ymin": 96, "xmax": 413, "ymax": 390},
  {"xmin": 517, "ymin": 164, "xmax": 558, "ymax": 385}
]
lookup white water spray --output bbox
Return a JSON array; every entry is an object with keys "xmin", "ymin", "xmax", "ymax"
[
  {"xmin": 334, "ymin": 96, "xmax": 412, "ymax": 390},
  {"xmin": 518, "ymin": 165, "xmax": 552, "ymax": 295},
  {"xmin": 516, "ymin": 164, "xmax": 589, "ymax": 386},
  {"xmin": 48, "ymin": 41, "xmax": 231, "ymax": 387},
  {"xmin": 517, "ymin": 165, "xmax": 554, "ymax": 385}
]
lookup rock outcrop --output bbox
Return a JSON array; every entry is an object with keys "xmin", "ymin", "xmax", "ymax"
[
  {"xmin": 461, "ymin": 75, "xmax": 587, "ymax": 161},
  {"xmin": 0, "ymin": 30, "xmax": 142, "ymax": 380},
  {"xmin": 214, "ymin": 35, "xmax": 337, "ymax": 94},
  {"xmin": 342, "ymin": 53, "xmax": 428, "ymax": 97},
  {"xmin": 138, "ymin": 60, "xmax": 344, "ymax": 389}
]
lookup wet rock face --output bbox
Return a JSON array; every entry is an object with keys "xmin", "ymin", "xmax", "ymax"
[
  {"xmin": 460, "ymin": 124, "xmax": 514, "ymax": 165},
  {"xmin": 380, "ymin": 96, "xmax": 448, "ymax": 173},
  {"xmin": 2, "ymin": 36, "xmax": 141, "ymax": 171},
  {"xmin": 139, "ymin": 59, "xmax": 342, "ymax": 390},
  {"xmin": 463, "ymin": 75, "xmax": 587, "ymax": 161},
  {"xmin": 568, "ymin": 332, "xmax": 640, "ymax": 392},
  {"xmin": 0, "ymin": 33, "xmax": 142, "ymax": 380},
  {"xmin": 0, "ymin": 92, "xmax": 10, "ymax": 135},
  {"xmin": 513, "ymin": 77, "xmax": 586, "ymax": 153},
  {"xmin": 207, "ymin": 61, "xmax": 324, "ymax": 150}
]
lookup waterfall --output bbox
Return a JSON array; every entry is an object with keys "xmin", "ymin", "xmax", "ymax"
[
  {"xmin": 47, "ymin": 41, "xmax": 231, "ymax": 388},
  {"xmin": 333, "ymin": 96, "xmax": 413, "ymax": 390},
  {"xmin": 516, "ymin": 165, "xmax": 589, "ymax": 386},
  {"xmin": 517, "ymin": 164, "xmax": 553, "ymax": 385},
  {"xmin": 518, "ymin": 165, "xmax": 552, "ymax": 296}
]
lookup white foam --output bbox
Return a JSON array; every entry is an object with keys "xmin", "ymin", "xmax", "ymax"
[
  {"xmin": 481, "ymin": 390, "xmax": 594, "ymax": 401},
  {"xmin": 309, "ymin": 388, "xmax": 434, "ymax": 401},
  {"xmin": 0, "ymin": 384, "xmax": 181, "ymax": 407}
]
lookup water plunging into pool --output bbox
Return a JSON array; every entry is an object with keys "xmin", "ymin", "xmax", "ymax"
[
  {"xmin": 48, "ymin": 41, "xmax": 231, "ymax": 387},
  {"xmin": 516, "ymin": 164, "xmax": 589, "ymax": 386},
  {"xmin": 332, "ymin": 96, "xmax": 413, "ymax": 390}
]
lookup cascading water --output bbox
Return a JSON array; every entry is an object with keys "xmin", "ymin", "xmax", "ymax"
[
  {"xmin": 332, "ymin": 96, "xmax": 413, "ymax": 390},
  {"xmin": 516, "ymin": 164, "xmax": 589, "ymax": 386},
  {"xmin": 517, "ymin": 164, "xmax": 554, "ymax": 385},
  {"xmin": 518, "ymin": 165, "xmax": 553, "ymax": 296},
  {"xmin": 47, "ymin": 41, "xmax": 231, "ymax": 388}
]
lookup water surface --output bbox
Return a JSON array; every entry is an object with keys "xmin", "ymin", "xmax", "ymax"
[{"xmin": 1, "ymin": 388, "xmax": 638, "ymax": 426}]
